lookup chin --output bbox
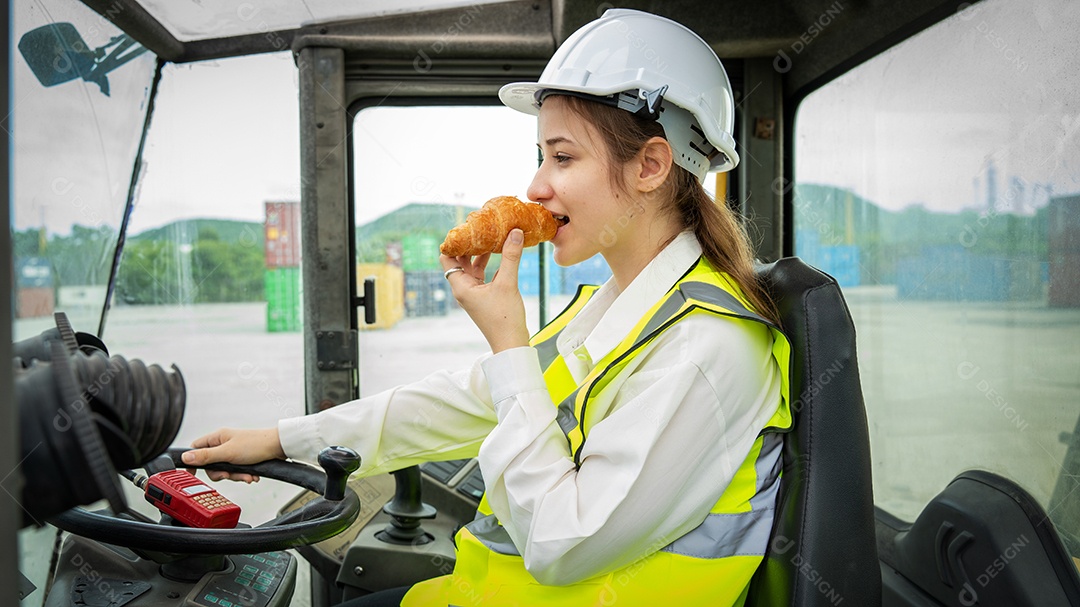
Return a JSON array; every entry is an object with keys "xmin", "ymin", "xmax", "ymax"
[
  {"xmin": 551, "ymin": 246, "xmax": 572, "ymax": 267},
  {"xmin": 552, "ymin": 247, "xmax": 595, "ymax": 269}
]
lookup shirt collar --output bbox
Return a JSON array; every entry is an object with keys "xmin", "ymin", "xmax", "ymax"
[{"xmin": 556, "ymin": 232, "xmax": 703, "ymax": 366}]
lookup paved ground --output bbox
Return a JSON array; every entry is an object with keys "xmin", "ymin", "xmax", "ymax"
[{"xmin": 14, "ymin": 288, "xmax": 1080, "ymax": 604}]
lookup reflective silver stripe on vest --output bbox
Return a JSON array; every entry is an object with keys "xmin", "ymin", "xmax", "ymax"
[
  {"xmin": 534, "ymin": 285, "xmax": 599, "ymax": 371},
  {"xmin": 749, "ymin": 432, "xmax": 783, "ymax": 511},
  {"xmin": 466, "ymin": 437, "xmax": 784, "ymax": 561},
  {"xmin": 465, "ymin": 513, "xmax": 521, "ymax": 556},
  {"xmin": 660, "ymin": 433, "xmax": 783, "ymax": 559},
  {"xmin": 535, "ymin": 333, "xmax": 561, "ymax": 371},
  {"xmin": 638, "ymin": 280, "xmax": 772, "ymax": 344},
  {"xmin": 555, "ymin": 390, "xmax": 580, "ymax": 436}
]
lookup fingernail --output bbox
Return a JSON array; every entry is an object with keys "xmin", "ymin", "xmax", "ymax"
[
  {"xmin": 181, "ymin": 451, "xmax": 195, "ymax": 464},
  {"xmin": 511, "ymin": 229, "xmax": 523, "ymax": 244}
]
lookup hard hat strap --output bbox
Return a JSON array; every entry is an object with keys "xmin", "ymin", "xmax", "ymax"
[{"xmin": 536, "ymin": 85, "xmax": 669, "ymax": 121}]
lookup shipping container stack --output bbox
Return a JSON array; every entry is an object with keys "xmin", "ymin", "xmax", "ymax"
[
  {"xmin": 795, "ymin": 228, "xmax": 861, "ymax": 288},
  {"xmin": 817, "ymin": 245, "xmax": 861, "ymax": 288},
  {"xmin": 1048, "ymin": 194, "xmax": 1080, "ymax": 307},
  {"xmin": 264, "ymin": 202, "xmax": 303, "ymax": 331},
  {"xmin": 402, "ymin": 233, "xmax": 450, "ymax": 317},
  {"xmin": 560, "ymin": 253, "xmax": 613, "ymax": 294},
  {"xmin": 794, "ymin": 228, "xmax": 822, "ymax": 265},
  {"xmin": 15, "ymin": 257, "xmax": 55, "ymax": 319},
  {"xmin": 518, "ymin": 245, "xmax": 555, "ymax": 296},
  {"xmin": 896, "ymin": 245, "xmax": 1041, "ymax": 302}
]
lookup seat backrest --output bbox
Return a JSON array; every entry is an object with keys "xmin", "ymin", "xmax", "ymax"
[{"xmin": 745, "ymin": 257, "xmax": 881, "ymax": 607}]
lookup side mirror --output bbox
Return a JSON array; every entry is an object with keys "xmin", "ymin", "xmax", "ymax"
[{"xmin": 18, "ymin": 22, "xmax": 149, "ymax": 96}]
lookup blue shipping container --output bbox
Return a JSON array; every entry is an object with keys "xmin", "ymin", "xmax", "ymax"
[
  {"xmin": 517, "ymin": 246, "xmax": 553, "ymax": 296},
  {"xmin": 794, "ymin": 228, "xmax": 822, "ymax": 262},
  {"xmin": 562, "ymin": 254, "xmax": 613, "ymax": 293},
  {"xmin": 805, "ymin": 245, "xmax": 861, "ymax": 288},
  {"xmin": 897, "ymin": 246, "xmax": 1040, "ymax": 301},
  {"xmin": 16, "ymin": 257, "xmax": 54, "ymax": 288},
  {"xmin": 404, "ymin": 270, "xmax": 450, "ymax": 317}
]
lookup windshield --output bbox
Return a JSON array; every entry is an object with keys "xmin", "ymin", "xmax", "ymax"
[
  {"xmin": 13, "ymin": 0, "xmax": 157, "ymax": 601},
  {"xmin": 12, "ymin": 0, "xmax": 157, "ymax": 340}
]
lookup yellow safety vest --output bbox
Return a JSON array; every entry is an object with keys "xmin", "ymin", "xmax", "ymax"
[{"xmin": 404, "ymin": 257, "xmax": 792, "ymax": 606}]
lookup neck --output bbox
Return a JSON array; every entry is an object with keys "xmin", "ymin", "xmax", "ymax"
[{"xmin": 603, "ymin": 220, "xmax": 683, "ymax": 291}]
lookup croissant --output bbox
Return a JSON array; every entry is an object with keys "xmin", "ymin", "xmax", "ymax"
[{"xmin": 440, "ymin": 196, "xmax": 559, "ymax": 257}]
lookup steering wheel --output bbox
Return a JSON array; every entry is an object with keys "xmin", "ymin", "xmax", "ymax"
[{"xmin": 48, "ymin": 446, "xmax": 361, "ymax": 555}]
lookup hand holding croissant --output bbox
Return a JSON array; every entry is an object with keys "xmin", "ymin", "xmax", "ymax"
[{"xmin": 440, "ymin": 196, "xmax": 560, "ymax": 257}]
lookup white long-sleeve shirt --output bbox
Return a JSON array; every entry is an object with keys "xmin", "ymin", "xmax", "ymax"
[{"xmin": 278, "ymin": 232, "xmax": 783, "ymax": 585}]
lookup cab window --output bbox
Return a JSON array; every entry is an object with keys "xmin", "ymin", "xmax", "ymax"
[
  {"xmin": 12, "ymin": 0, "xmax": 156, "ymax": 338},
  {"xmin": 351, "ymin": 105, "xmax": 609, "ymax": 394},
  {"xmin": 13, "ymin": 1, "xmax": 158, "ymax": 599},
  {"xmin": 107, "ymin": 53, "xmax": 307, "ymax": 524},
  {"xmin": 793, "ymin": 0, "xmax": 1080, "ymax": 556}
]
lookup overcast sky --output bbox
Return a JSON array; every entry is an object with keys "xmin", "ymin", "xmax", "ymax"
[{"xmin": 11, "ymin": 0, "xmax": 1080, "ymax": 236}]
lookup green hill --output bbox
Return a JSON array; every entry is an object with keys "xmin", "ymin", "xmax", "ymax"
[
  {"xmin": 130, "ymin": 218, "xmax": 264, "ymax": 246},
  {"xmin": 357, "ymin": 203, "xmax": 476, "ymax": 239},
  {"xmin": 793, "ymin": 182, "xmax": 1049, "ymax": 284},
  {"xmin": 793, "ymin": 183, "xmax": 891, "ymax": 246},
  {"xmin": 356, "ymin": 202, "xmax": 478, "ymax": 263},
  {"xmin": 126, "ymin": 203, "xmax": 476, "ymax": 262}
]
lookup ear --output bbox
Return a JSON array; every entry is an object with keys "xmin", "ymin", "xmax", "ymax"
[{"xmin": 632, "ymin": 136, "xmax": 674, "ymax": 193}]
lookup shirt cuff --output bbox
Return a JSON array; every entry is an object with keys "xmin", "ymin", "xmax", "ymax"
[
  {"xmin": 481, "ymin": 346, "xmax": 547, "ymax": 405},
  {"xmin": 278, "ymin": 414, "xmax": 324, "ymax": 463}
]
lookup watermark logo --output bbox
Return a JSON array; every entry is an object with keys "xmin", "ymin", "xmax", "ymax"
[
  {"xmin": 770, "ymin": 535, "xmax": 845, "ymax": 605},
  {"xmin": 957, "ymin": 533, "xmax": 1029, "ymax": 605},
  {"xmin": 413, "ymin": 4, "xmax": 487, "ymax": 73},
  {"xmin": 956, "ymin": 362, "xmax": 1029, "ymax": 431}
]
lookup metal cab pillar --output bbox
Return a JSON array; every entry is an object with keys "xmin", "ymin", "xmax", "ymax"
[{"xmin": 299, "ymin": 47, "xmax": 358, "ymax": 414}]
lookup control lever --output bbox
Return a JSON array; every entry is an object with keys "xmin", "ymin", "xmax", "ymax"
[
  {"xmin": 376, "ymin": 466, "xmax": 436, "ymax": 545},
  {"xmin": 319, "ymin": 446, "xmax": 361, "ymax": 501}
]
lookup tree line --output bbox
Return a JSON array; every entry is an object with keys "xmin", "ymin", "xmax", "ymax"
[{"xmin": 14, "ymin": 223, "xmax": 266, "ymax": 305}]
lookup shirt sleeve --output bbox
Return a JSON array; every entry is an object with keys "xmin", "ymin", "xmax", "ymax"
[
  {"xmin": 477, "ymin": 315, "xmax": 783, "ymax": 586},
  {"xmin": 278, "ymin": 353, "xmax": 499, "ymax": 476}
]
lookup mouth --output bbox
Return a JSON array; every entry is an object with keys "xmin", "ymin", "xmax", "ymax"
[{"xmin": 553, "ymin": 214, "xmax": 569, "ymax": 227}]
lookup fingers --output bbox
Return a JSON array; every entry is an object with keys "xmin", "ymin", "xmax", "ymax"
[
  {"xmin": 494, "ymin": 229, "xmax": 524, "ymax": 286},
  {"xmin": 205, "ymin": 470, "xmax": 260, "ymax": 484},
  {"xmin": 181, "ymin": 443, "xmax": 227, "ymax": 468},
  {"xmin": 473, "ymin": 252, "xmax": 492, "ymax": 278},
  {"xmin": 440, "ymin": 251, "xmax": 494, "ymax": 282},
  {"xmin": 188, "ymin": 431, "xmax": 259, "ymax": 483},
  {"xmin": 189, "ymin": 429, "xmax": 227, "ymax": 450},
  {"xmin": 183, "ymin": 428, "xmax": 237, "ymax": 470}
]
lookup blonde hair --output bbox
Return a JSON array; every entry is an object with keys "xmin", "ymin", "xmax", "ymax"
[{"xmin": 557, "ymin": 95, "xmax": 778, "ymax": 325}]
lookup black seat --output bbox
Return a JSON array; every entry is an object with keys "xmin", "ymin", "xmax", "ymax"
[{"xmin": 745, "ymin": 257, "xmax": 881, "ymax": 606}]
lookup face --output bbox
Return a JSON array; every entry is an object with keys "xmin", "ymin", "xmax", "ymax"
[{"xmin": 527, "ymin": 97, "xmax": 644, "ymax": 268}]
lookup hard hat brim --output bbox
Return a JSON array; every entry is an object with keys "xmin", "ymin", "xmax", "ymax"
[{"xmin": 499, "ymin": 81, "xmax": 740, "ymax": 175}]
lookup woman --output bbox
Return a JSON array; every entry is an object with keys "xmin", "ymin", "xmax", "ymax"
[{"xmin": 183, "ymin": 9, "xmax": 792, "ymax": 606}]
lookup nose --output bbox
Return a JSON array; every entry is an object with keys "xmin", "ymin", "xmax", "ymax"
[{"xmin": 527, "ymin": 163, "xmax": 553, "ymax": 203}]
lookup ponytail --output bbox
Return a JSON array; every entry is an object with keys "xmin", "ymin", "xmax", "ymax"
[{"xmin": 668, "ymin": 167, "xmax": 779, "ymax": 325}]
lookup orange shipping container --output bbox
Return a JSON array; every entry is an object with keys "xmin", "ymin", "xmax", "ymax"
[
  {"xmin": 265, "ymin": 201, "xmax": 302, "ymax": 268},
  {"xmin": 16, "ymin": 286, "xmax": 55, "ymax": 319}
]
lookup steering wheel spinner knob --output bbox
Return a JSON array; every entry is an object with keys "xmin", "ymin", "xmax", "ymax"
[{"xmin": 319, "ymin": 446, "xmax": 361, "ymax": 501}]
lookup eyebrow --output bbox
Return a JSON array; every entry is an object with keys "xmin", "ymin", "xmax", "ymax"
[{"xmin": 541, "ymin": 136, "xmax": 574, "ymax": 147}]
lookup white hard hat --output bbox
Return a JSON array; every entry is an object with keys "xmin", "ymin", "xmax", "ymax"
[{"xmin": 500, "ymin": 8, "xmax": 739, "ymax": 181}]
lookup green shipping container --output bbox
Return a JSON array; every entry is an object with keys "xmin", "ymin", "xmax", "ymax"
[
  {"xmin": 401, "ymin": 233, "xmax": 442, "ymax": 272},
  {"xmin": 266, "ymin": 268, "xmax": 302, "ymax": 332}
]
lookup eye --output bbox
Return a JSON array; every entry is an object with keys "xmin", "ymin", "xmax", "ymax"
[{"xmin": 553, "ymin": 153, "xmax": 571, "ymax": 164}]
